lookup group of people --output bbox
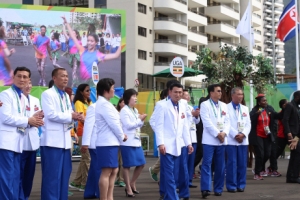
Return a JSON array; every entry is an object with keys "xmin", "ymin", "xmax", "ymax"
[{"xmin": 0, "ymin": 17, "xmax": 122, "ymax": 88}]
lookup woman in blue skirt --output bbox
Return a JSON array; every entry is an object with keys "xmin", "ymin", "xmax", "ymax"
[
  {"xmin": 94, "ymin": 78, "xmax": 128, "ymax": 200},
  {"xmin": 120, "ymin": 89, "xmax": 147, "ymax": 197}
]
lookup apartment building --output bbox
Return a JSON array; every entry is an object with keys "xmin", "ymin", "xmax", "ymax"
[{"xmin": 1, "ymin": 0, "xmax": 285, "ymax": 88}]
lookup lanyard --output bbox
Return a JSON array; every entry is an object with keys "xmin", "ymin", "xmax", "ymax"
[
  {"xmin": 260, "ymin": 110, "xmax": 269, "ymax": 127},
  {"xmin": 235, "ymin": 104, "xmax": 243, "ymax": 120},
  {"xmin": 209, "ymin": 99, "xmax": 221, "ymax": 118},
  {"xmin": 11, "ymin": 86, "xmax": 26, "ymax": 116},
  {"xmin": 127, "ymin": 105, "xmax": 138, "ymax": 119},
  {"xmin": 54, "ymin": 86, "xmax": 69, "ymax": 112}
]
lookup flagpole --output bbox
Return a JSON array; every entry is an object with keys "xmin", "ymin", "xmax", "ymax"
[
  {"xmin": 295, "ymin": 0, "xmax": 300, "ymax": 90},
  {"xmin": 249, "ymin": 0, "xmax": 254, "ymax": 109}
]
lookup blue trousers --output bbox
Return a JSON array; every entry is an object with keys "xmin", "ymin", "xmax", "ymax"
[
  {"xmin": 188, "ymin": 143, "xmax": 197, "ymax": 186},
  {"xmin": 19, "ymin": 150, "xmax": 36, "ymax": 200},
  {"xmin": 0, "ymin": 149, "xmax": 21, "ymax": 200},
  {"xmin": 84, "ymin": 149, "xmax": 101, "ymax": 199},
  {"xmin": 40, "ymin": 146, "xmax": 72, "ymax": 200},
  {"xmin": 160, "ymin": 153, "xmax": 179, "ymax": 200},
  {"xmin": 61, "ymin": 42, "xmax": 66, "ymax": 52},
  {"xmin": 201, "ymin": 144, "xmax": 225, "ymax": 193},
  {"xmin": 174, "ymin": 147, "xmax": 190, "ymax": 198},
  {"xmin": 226, "ymin": 145, "xmax": 248, "ymax": 191}
]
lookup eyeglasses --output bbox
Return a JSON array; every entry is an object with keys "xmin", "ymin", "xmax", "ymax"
[{"xmin": 216, "ymin": 90, "xmax": 222, "ymax": 93}]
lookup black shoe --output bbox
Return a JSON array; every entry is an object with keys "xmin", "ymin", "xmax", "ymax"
[
  {"xmin": 124, "ymin": 189, "xmax": 135, "ymax": 197},
  {"xmin": 201, "ymin": 191, "xmax": 210, "ymax": 198},
  {"xmin": 286, "ymin": 178, "xmax": 300, "ymax": 184},
  {"xmin": 237, "ymin": 188, "xmax": 244, "ymax": 192},
  {"xmin": 158, "ymin": 195, "xmax": 164, "ymax": 200},
  {"xmin": 182, "ymin": 198, "xmax": 189, "ymax": 200},
  {"xmin": 132, "ymin": 190, "xmax": 139, "ymax": 194},
  {"xmin": 214, "ymin": 192, "xmax": 222, "ymax": 196},
  {"xmin": 189, "ymin": 185, "xmax": 197, "ymax": 188},
  {"xmin": 227, "ymin": 189, "xmax": 236, "ymax": 193}
]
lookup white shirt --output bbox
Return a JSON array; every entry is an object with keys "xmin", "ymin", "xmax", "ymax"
[
  {"xmin": 200, "ymin": 99, "xmax": 230, "ymax": 146},
  {"xmin": 81, "ymin": 35, "xmax": 87, "ymax": 46},
  {"xmin": 60, "ymin": 34, "xmax": 66, "ymax": 43},
  {"xmin": 227, "ymin": 102, "xmax": 251, "ymax": 146},
  {"xmin": 82, "ymin": 104, "xmax": 97, "ymax": 149},
  {"xmin": 94, "ymin": 96, "xmax": 125, "ymax": 146},
  {"xmin": 120, "ymin": 106, "xmax": 144, "ymax": 147},
  {"xmin": 187, "ymin": 105, "xmax": 200, "ymax": 143},
  {"xmin": 105, "ymin": 37, "xmax": 111, "ymax": 45}
]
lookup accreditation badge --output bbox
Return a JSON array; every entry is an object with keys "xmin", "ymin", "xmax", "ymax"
[
  {"xmin": 17, "ymin": 127, "xmax": 26, "ymax": 134},
  {"xmin": 64, "ymin": 123, "xmax": 74, "ymax": 132},
  {"xmin": 190, "ymin": 123, "xmax": 196, "ymax": 131},
  {"xmin": 216, "ymin": 121, "xmax": 224, "ymax": 131},
  {"xmin": 237, "ymin": 122, "xmax": 245, "ymax": 133},
  {"xmin": 134, "ymin": 128, "xmax": 141, "ymax": 140}
]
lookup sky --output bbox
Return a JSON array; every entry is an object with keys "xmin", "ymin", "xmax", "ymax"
[{"xmin": 0, "ymin": 8, "xmax": 71, "ymax": 26}]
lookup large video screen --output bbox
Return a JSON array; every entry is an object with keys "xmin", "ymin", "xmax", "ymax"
[{"xmin": 0, "ymin": 4, "xmax": 126, "ymax": 87}]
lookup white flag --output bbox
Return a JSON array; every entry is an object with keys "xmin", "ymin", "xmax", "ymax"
[{"xmin": 236, "ymin": 1, "xmax": 255, "ymax": 46}]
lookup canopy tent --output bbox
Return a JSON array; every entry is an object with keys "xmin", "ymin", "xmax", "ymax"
[{"xmin": 152, "ymin": 66, "xmax": 203, "ymax": 78}]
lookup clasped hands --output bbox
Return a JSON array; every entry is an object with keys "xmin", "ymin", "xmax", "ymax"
[
  {"xmin": 217, "ymin": 132, "xmax": 226, "ymax": 143},
  {"xmin": 235, "ymin": 133, "xmax": 245, "ymax": 143},
  {"xmin": 28, "ymin": 110, "xmax": 44, "ymax": 127},
  {"xmin": 159, "ymin": 144, "xmax": 194, "ymax": 155},
  {"xmin": 71, "ymin": 112, "xmax": 84, "ymax": 121}
]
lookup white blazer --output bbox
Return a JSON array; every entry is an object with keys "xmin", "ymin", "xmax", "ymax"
[
  {"xmin": 227, "ymin": 102, "xmax": 251, "ymax": 146},
  {"xmin": 188, "ymin": 105, "xmax": 200, "ymax": 143},
  {"xmin": 149, "ymin": 99, "xmax": 165, "ymax": 132},
  {"xmin": 23, "ymin": 95, "xmax": 41, "ymax": 151},
  {"xmin": 0, "ymin": 88, "xmax": 29, "ymax": 153},
  {"xmin": 94, "ymin": 96, "xmax": 125, "ymax": 146},
  {"xmin": 155, "ymin": 99, "xmax": 191, "ymax": 156},
  {"xmin": 120, "ymin": 106, "xmax": 144, "ymax": 147},
  {"xmin": 40, "ymin": 86, "xmax": 73, "ymax": 149},
  {"xmin": 82, "ymin": 104, "xmax": 97, "ymax": 149},
  {"xmin": 200, "ymin": 99, "xmax": 230, "ymax": 146}
]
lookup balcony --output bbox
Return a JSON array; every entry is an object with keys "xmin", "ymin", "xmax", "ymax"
[
  {"xmin": 188, "ymin": 30, "xmax": 208, "ymax": 45},
  {"xmin": 264, "ymin": 6, "xmax": 272, "ymax": 13},
  {"xmin": 275, "ymin": 0, "xmax": 284, "ymax": 7},
  {"xmin": 154, "ymin": 0, "xmax": 187, "ymax": 14},
  {"xmin": 212, "ymin": 0, "xmax": 239, "ymax": 3},
  {"xmin": 205, "ymin": 22, "xmax": 239, "ymax": 38},
  {"xmin": 252, "ymin": 14, "xmax": 262, "ymax": 27},
  {"xmin": 205, "ymin": 4, "xmax": 239, "ymax": 21},
  {"xmin": 188, "ymin": 9, "xmax": 207, "ymax": 26},
  {"xmin": 154, "ymin": 62, "xmax": 171, "ymax": 74},
  {"xmin": 275, "ymin": 8, "xmax": 283, "ymax": 14},
  {"xmin": 264, "ymin": 22, "xmax": 272, "ymax": 29},
  {"xmin": 207, "ymin": 39, "xmax": 237, "ymax": 52},
  {"xmin": 254, "ymin": 30, "xmax": 262, "ymax": 43},
  {"xmin": 275, "ymin": 39, "xmax": 284, "ymax": 45},
  {"xmin": 154, "ymin": 39, "xmax": 187, "ymax": 56},
  {"xmin": 252, "ymin": 0, "xmax": 262, "ymax": 11},
  {"xmin": 188, "ymin": 49, "xmax": 197, "ymax": 62},
  {"xmin": 188, "ymin": 0, "xmax": 206, "ymax": 7},
  {"xmin": 264, "ymin": 15, "xmax": 272, "ymax": 21},
  {"xmin": 154, "ymin": 17, "xmax": 187, "ymax": 35}
]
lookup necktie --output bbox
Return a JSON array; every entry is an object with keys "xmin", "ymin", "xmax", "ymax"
[
  {"xmin": 236, "ymin": 106, "xmax": 239, "ymax": 117},
  {"xmin": 174, "ymin": 106, "xmax": 179, "ymax": 129}
]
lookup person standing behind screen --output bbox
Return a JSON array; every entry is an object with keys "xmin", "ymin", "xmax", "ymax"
[
  {"xmin": 0, "ymin": 67, "xmax": 44, "ymax": 200},
  {"xmin": 40, "ymin": 68, "xmax": 83, "ymax": 200},
  {"xmin": 155, "ymin": 83, "xmax": 193, "ymax": 200},
  {"xmin": 19, "ymin": 79, "xmax": 44, "ymax": 200},
  {"xmin": 59, "ymin": 31, "xmax": 67, "ymax": 52},
  {"xmin": 81, "ymin": 100, "xmax": 101, "ymax": 199},
  {"xmin": 226, "ymin": 88, "xmax": 251, "ymax": 193},
  {"xmin": 33, "ymin": 25, "xmax": 52, "ymax": 86},
  {"xmin": 69, "ymin": 83, "xmax": 92, "ymax": 192},
  {"xmin": 120, "ymin": 89, "xmax": 147, "ymax": 197},
  {"xmin": 200, "ymin": 84, "xmax": 230, "ymax": 198},
  {"xmin": 50, "ymin": 32, "xmax": 62, "ymax": 69},
  {"xmin": 95, "ymin": 78, "xmax": 128, "ymax": 200},
  {"xmin": 82, "ymin": 32, "xmax": 87, "ymax": 48}
]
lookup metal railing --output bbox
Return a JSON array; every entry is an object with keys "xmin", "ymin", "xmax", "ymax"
[
  {"xmin": 208, "ymin": 39, "xmax": 237, "ymax": 47},
  {"xmin": 207, "ymin": 3, "xmax": 239, "ymax": 13},
  {"xmin": 174, "ymin": 0, "xmax": 187, "ymax": 5},
  {"xmin": 253, "ymin": 13, "xmax": 261, "ymax": 19},
  {"xmin": 154, "ymin": 39, "xmax": 187, "ymax": 47},
  {"xmin": 154, "ymin": 17, "xmax": 187, "ymax": 26},
  {"xmin": 154, "ymin": 62, "xmax": 171, "ymax": 66},
  {"xmin": 188, "ymin": 29, "xmax": 206, "ymax": 36},
  {"xmin": 188, "ymin": 8, "xmax": 206, "ymax": 17},
  {"xmin": 208, "ymin": 21, "xmax": 236, "ymax": 29}
]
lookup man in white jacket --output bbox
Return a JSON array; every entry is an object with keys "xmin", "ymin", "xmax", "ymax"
[
  {"xmin": 200, "ymin": 84, "xmax": 230, "ymax": 198},
  {"xmin": 155, "ymin": 82, "xmax": 193, "ymax": 200},
  {"xmin": 226, "ymin": 87, "xmax": 251, "ymax": 193}
]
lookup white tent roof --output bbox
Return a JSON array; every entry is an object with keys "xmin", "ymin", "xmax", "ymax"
[{"xmin": 0, "ymin": 8, "xmax": 27, "ymax": 24}]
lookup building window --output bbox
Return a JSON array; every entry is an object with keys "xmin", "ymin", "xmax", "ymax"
[
  {"xmin": 149, "ymin": 52, "xmax": 152, "ymax": 57},
  {"xmin": 149, "ymin": 29, "xmax": 152, "ymax": 34},
  {"xmin": 149, "ymin": 7, "xmax": 152, "ymax": 11},
  {"xmin": 23, "ymin": 0, "xmax": 33, "ymax": 4},
  {"xmin": 138, "ymin": 50, "xmax": 147, "ymax": 60},
  {"xmin": 138, "ymin": 3, "xmax": 147, "ymax": 14},
  {"xmin": 138, "ymin": 26, "xmax": 147, "ymax": 37}
]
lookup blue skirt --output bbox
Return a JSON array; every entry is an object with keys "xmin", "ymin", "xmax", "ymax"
[
  {"xmin": 96, "ymin": 146, "xmax": 119, "ymax": 168},
  {"xmin": 120, "ymin": 146, "xmax": 146, "ymax": 168},
  {"xmin": 105, "ymin": 44, "xmax": 111, "ymax": 51}
]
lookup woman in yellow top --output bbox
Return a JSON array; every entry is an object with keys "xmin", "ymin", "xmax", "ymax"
[{"xmin": 69, "ymin": 83, "xmax": 92, "ymax": 192}]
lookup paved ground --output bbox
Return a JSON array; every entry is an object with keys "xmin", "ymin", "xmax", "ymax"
[
  {"xmin": 6, "ymin": 43, "xmax": 122, "ymax": 87},
  {"xmin": 29, "ymin": 156, "xmax": 300, "ymax": 200}
]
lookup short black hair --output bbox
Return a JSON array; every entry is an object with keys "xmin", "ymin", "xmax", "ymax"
[
  {"xmin": 166, "ymin": 80, "xmax": 180, "ymax": 90},
  {"xmin": 116, "ymin": 97, "xmax": 124, "ymax": 112},
  {"xmin": 207, "ymin": 84, "xmax": 221, "ymax": 94},
  {"xmin": 88, "ymin": 33, "xmax": 99, "ymax": 43},
  {"xmin": 52, "ymin": 68, "xmax": 66, "ymax": 78},
  {"xmin": 14, "ymin": 67, "xmax": 31, "ymax": 78},
  {"xmin": 97, "ymin": 78, "xmax": 115, "ymax": 96},
  {"xmin": 40, "ymin": 25, "xmax": 46, "ymax": 30},
  {"xmin": 48, "ymin": 80, "xmax": 54, "ymax": 88},
  {"xmin": 293, "ymin": 91, "xmax": 300, "ymax": 99},
  {"xmin": 279, "ymin": 99, "xmax": 287, "ymax": 109},
  {"xmin": 183, "ymin": 89, "xmax": 189, "ymax": 93},
  {"xmin": 169, "ymin": 82, "xmax": 183, "ymax": 90},
  {"xmin": 159, "ymin": 89, "xmax": 168, "ymax": 100},
  {"xmin": 123, "ymin": 88, "xmax": 138, "ymax": 105}
]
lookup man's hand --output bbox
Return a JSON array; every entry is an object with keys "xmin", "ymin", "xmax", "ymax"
[
  {"xmin": 289, "ymin": 136, "xmax": 299, "ymax": 150},
  {"xmin": 72, "ymin": 112, "xmax": 81, "ymax": 120},
  {"xmin": 217, "ymin": 132, "xmax": 226, "ymax": 143},
  {"xmin": 187, "ymin": 145, "xmax": 194, "ymax": 154},
  {"xmin": 81, "ymin": 145, "xmax": 89, "ymax": 154},
  {"xmin": 235, "ymin": 134, "xmax": 245, "ymax": 143},
  {"xmin": 28, "ymin": 117, "xmax": 44, "ymax": 127},
  {"xmin": 159, "ymin": 144, "xmax": 166, "ymax": 155},
  {"xmin": 287, "ymin": 133, "xmax": 293, "ymax": 140},
  {"xmin": 0, "ymin": 101, "xmax": 2, "ymax": 107},
  {"xmin": 192, "ymin": 108, "xmax": 200, "ymax": 117},
  {"xmin": 123, "ymin": 134, "xmax": 128, "ymax": 142},
  {"xmin": 138, "ymin": 114, "xmax": 147, "ymax": 121},
  {"xmin": 33, "ymin": 110, "xmax": 44, "ymax": 119}
]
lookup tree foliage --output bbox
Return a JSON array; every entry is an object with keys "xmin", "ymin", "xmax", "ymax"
[{"xmin": 192, "ymin": 45, "xmax": 276, "ymax": 98}]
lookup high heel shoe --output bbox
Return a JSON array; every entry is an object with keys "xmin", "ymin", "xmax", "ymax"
[
  {"xmin": 132, "ymin": 189, "xmax": 139, "ymax": 194},
  {"xmin": 125, "ymin": 189, "xmax": 135, "ymax": 197}
]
